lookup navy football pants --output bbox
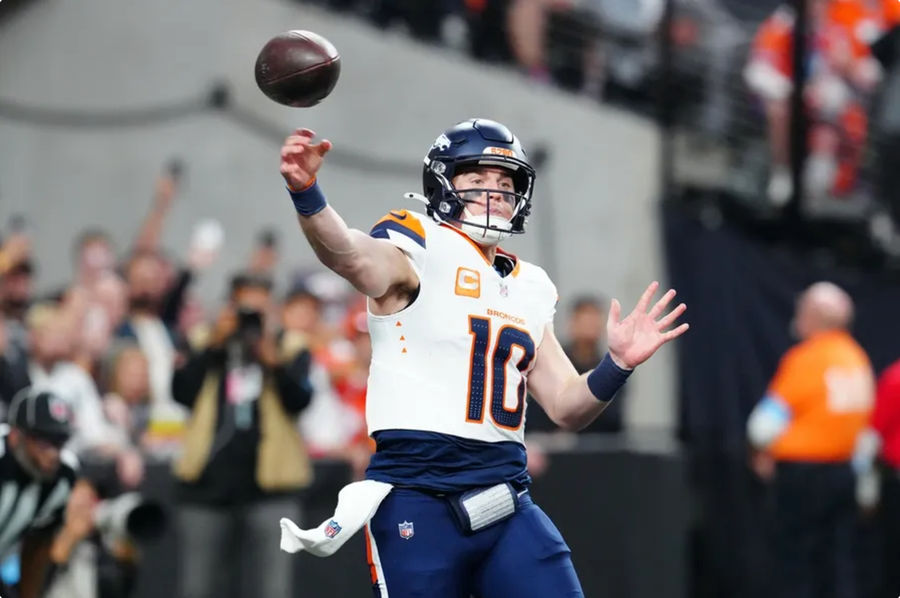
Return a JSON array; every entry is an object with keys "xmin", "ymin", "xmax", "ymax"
[{"xmin": 364, "ymin": 488, "xmax": 584, "ymax": 597}]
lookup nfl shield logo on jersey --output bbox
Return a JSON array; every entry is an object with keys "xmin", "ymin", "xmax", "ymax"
[
  {"xmin": 398, "ymin": 521, "xmax": 414, "ymax": 540},
  {"xmin": 324, "ymin": 520, "xmax": 342, "ymax": 538}
]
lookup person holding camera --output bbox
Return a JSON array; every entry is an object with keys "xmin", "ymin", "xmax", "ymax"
[{"xmin": 171, "ymin": 272, "xmax": 314, "ymax": 598}]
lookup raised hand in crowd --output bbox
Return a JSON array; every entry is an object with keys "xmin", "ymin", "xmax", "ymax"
[
  {"xmin": 135, "ymin": 163, "xmax": 182, "ymax": 254},
  {"xmin": 0, "ymin": 231, "xmax": 31, "ymax": 275}
]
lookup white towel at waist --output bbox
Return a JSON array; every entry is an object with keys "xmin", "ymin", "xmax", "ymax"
[{"xmin": 280, "ymin": 480, "xmax": 393, "ymax": 557}]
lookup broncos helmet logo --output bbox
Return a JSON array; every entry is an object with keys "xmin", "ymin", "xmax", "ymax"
[{"xmin": 432, "ymin": 134, "xmax": 451, "ymax": 151}]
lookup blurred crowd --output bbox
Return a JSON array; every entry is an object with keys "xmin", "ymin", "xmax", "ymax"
[
  {"xmin": 0, "ymin": 169, "xmax": 375, "ymax": 465},
  {"xmin": 0, "ymin": 167, "xmax": 375, "ymax": 598},
  {"xmin": 306, "ymin": 0, "xmax": 684, "ymax": 111},
  {"xmin": 0, "ymin": 165, "xmax": 617, "ymax": 598},
  {"xmin": 308, "ymin": 0, "xmax": 900, "ymax": 243},
  {"xmin": 743, "ymin": 0, "xmax": 900, "ymax": 209},
  {"xmin": 7, "ymin": 2, "xmax": 900, "ymax": 596}
]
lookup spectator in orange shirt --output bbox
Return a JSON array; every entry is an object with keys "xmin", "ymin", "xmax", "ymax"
[
  {"xmin": 747, "ymin": 281, "xmax": 874, "ymax": 598},
  {"xmin": 744, "ymin": 0, "xmax": 884, "ymax": 205}
]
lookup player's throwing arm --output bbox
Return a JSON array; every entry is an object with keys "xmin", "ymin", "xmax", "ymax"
[{"xmin": 279, "ymin": 129, "xmax": 418, "ymax": 312}]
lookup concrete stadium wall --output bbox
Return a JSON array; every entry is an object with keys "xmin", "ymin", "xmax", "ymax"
[{"xmin": 0, "ymin": 0, "xmax": 675, "ymax": 430}]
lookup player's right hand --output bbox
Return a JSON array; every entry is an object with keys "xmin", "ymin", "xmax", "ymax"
[{"xmin": 280, "ymin": 128, "xmax": 333, "ymax": 190}]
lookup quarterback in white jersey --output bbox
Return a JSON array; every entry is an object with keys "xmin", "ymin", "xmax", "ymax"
[
  {"xmin": 279, "ymin": 118, "xmax": 688, "ymax": 597},
  {"xmin": 366, "ymin": 210, "xmax": 557, "ymax": 442}
]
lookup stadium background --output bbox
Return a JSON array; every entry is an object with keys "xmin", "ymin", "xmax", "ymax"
[{"xmin": 1, "ymin": 0, "xmax": 899, "ymax": 597}]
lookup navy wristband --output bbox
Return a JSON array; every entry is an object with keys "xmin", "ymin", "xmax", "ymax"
[
  {"xmin": 586, "ymin": 353, "xmax": 632, "ymax": 402},
  {"xmin": 288, "ymin": 180, "xmax": 327, "ymax": 216}
]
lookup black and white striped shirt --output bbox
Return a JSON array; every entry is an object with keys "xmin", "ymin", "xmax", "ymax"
[{"xmin": 0, "ymin": 425, "xmax": 78, "ymax": 558}]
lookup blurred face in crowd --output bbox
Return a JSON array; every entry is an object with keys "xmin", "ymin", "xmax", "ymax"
[
  {"xmin": 568, "ymin": 302, "xmax": 606, "ymax": 346},
  {"xmin": 250, "ymin": 232, "xmax": 279, "ymax": 274},
  {"xmin": 113, "ymin": 347, "xmax": 150, "ymax": 405},
  {"xmin": 94, "ymin": 272, "xmax": 128, "ymax": 327},
  {"xmin": 127, "ymin": 253, "xmax": 168, "ymax": 312},
  {"xmin": 77, "ymin": 274, "xmax": 127, "ymax": 360},
  {"xmin": 78, "ymin": 237, "xmax": 115, "ymax": 282},
  {"xmin": 282, "ymin": 293, "xmax": 322, "ymax": 335},
  {"xmin": 0, "ymin": 265, "xmax": 33, "ymax": 319},
  {"xmin": 792, "ymin": 282, "xmax": 854, "ymax": 340},
  {"xmin": 30, "ymin": 309, "xmax": 75, "ymax": 367},
  {"xmin": 233, "ymin": 284, "xmax": 271, "ymax": 316},
  {"xmin": 9, "ymin": 428, "xmax": 62, "ymax": 480}
]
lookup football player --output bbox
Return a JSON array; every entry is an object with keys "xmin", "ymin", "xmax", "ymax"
[{"xmin": 279, "ymin": 118, "xmax": 688, "ymax": 597}]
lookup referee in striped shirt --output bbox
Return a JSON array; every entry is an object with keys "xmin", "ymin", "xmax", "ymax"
[{"xmin": 0, "ymin": 387, "xmax": 78, "ymax": 598}]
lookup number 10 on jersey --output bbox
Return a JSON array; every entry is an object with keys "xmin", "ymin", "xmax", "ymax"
[{"xmin": 466, "ymin": 316, "xmax": 536, "ymax": 430}]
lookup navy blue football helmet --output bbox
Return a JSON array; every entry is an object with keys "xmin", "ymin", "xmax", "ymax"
[{"xmin": 421, "ymin": 119, "xmax": 536, "ymax": 241}]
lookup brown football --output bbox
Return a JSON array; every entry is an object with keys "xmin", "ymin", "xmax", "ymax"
[{"xmin": 254, "ymin": 30, "xmax": 341, "ymax": 108}]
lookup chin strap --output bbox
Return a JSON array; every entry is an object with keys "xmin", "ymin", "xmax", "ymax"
[{"xmin": 459, "ymin": 208, "xmax": 511, "ymax": 246}]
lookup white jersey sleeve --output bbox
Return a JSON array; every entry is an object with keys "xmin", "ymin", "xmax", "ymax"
[{"xmin": 531, "ymin": 264, "xmax": 558, "ymax": 332}]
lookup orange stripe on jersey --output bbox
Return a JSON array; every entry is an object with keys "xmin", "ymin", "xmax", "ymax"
[
  {"xmin": 768, "ymin": 330, "xmax": 874, "ymax": 462},
  {"xmin": 372, "ymin": 210, "xmax": 426, "ymax": 241},
  {"xmin": 365, "ymin": 526, "xmax": 378, "ymax": 584},
  {"xmin": 442, "ymin": 223, "xmax": 493, "ymax": 267}
]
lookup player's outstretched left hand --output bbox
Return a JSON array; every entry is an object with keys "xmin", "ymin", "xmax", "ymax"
[{"xmin": 607, "ymin": 281, "xmax": 688, "ymax": 370}]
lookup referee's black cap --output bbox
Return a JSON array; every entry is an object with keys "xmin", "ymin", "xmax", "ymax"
[{"xmin": 7, "ymin": 388, "xmax": 73, "ymax": 446}]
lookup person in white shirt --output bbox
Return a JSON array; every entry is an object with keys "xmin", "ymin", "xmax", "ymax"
[{"xmin": 26, "ymin": 304, "xmax": 116, "ymax": 456}]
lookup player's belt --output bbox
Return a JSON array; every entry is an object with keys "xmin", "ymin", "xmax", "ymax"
[{"xmin": 446, "ymin": 482, "xmax": 520, "ymax": 535}]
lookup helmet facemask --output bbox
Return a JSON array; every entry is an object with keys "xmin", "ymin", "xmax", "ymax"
[
  {"xmin": 456, "ymin": 188, "xmax": 520, "ymax": 245},
  {"xmin": 425, "ymin": 155, "xmax": 534, "ymax": 246}
]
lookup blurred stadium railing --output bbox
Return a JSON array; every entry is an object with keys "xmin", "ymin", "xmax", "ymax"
[
  {"xmin": 302, "ymin": 0, "xmax": 900, "ymax": 271},
  {"xmin": 657, "ymin": 0, "xmax": 900, "ymax": 268}
]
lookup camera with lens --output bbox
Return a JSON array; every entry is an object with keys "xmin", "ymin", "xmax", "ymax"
[
  {"xmin": 230, "ymin": 307, "xmax": 265, "ymax": 364},
  {"xmin": 236, "ymin": 308, "xmax": 263, "ymax": 341},
  {"xmin": 94, "ymin": 492, "xmax": 167, "ymax": 548}
]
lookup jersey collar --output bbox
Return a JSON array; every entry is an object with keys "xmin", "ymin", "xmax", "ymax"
[{"xmin": 440, "ymin": 223, "xmax": 520, "ymax": 277}]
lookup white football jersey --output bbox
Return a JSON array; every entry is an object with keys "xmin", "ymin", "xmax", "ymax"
[{"xmin": 366, "ymin": 210, "xmax": 557, "ymax": 447}]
